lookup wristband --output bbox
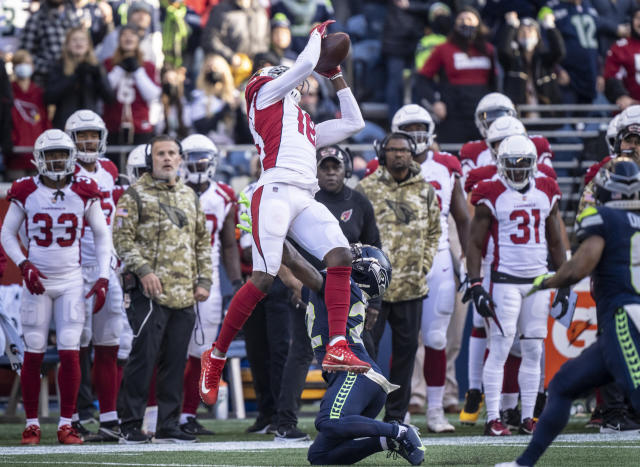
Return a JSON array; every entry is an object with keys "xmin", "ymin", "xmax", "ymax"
[{"xmin": 330, "ymin": 72, "xmax": 343, "ymax": 81}]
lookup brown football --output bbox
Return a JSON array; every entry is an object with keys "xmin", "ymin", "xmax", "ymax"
[{"xmin": 315, "ymin": 32, "xmax": 351, "ymax": 73}]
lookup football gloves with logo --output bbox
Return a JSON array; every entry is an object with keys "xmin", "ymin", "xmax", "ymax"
[
  {"xmin": 86, "ymin": 277, "xmax": 109, "ymax": 314},
  {"xmin": 19, "ymin": 260, "xmax": 47, "ymax": 295},
  {"xmin": 310, "ymin": 19, "xmax": 335, "ymax": 38},
  {"xmin": 463, "ymin": 278, "xmax": 504, "ymax": 335}
]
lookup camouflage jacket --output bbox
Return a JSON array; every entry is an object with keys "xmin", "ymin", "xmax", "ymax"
[
  {"xmin": 112, "ymin": 173, "xmax": 213, "ymax": 309},
  {"xmin": 356, "ymin": 163, "xmax": 441, "ymax": 302}
]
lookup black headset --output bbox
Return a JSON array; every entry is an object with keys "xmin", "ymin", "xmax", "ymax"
[
  {"xmin": 374, "ymin": 131, "xmax": 417, "ymax": 166},
  {"xmin": 145, "ymin": 135, "xmax": 184, "ymax": 169}
]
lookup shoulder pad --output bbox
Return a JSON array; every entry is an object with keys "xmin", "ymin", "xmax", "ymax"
[
  {"xmin": 470, "ymin": 179, "xmax": 506, "ymax": 207},
  {"xmin": 465, "ymin": 165, "xmax": 496, "ymax": 193},
  {"xmin": 433, "ymin": 152, "xmax": 462, "ymax": 176},
  {"xmin": 584, "ymin": 156, "xmax": 612, "ymax": 184},
  {"xmin": 99, "ymin": 158, "xmax": 119, "ymax": 182},
  {"xmin": 215, "ymin": 182, "xmax": 237, "ymax": 204},
  {"xmin": 538, "ymin": 164, "xmax": 557, "ymax": 180},
  {"xmin": 71, "ymin": 176, "xmax": 102, "ymax": 203},
  {"xmin": 6, "ymin": 177, "xmax": 38, "ymax": 206},
  {"xmin": 459, "ymin": 140, "xmax": 486, "ymax": 162},
  {"xmin": 576, "ymin": 206, "xmax": 600, "ymax": 223},
  {"xmin": 245, "ymin": 76, "xmax": 273, "ymax": 105},
  {"xmin": 534, "ymin": 176, "xmax": 562, "ymax": 204}
]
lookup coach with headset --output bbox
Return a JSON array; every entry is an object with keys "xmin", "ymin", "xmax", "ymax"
[
  {"xmin": 356, "ymin": 132, "xmax": 441, "ymax": 424},
  {"xmin": 113, "ymin": 135, "xmax": 213, "ymax": 444}
]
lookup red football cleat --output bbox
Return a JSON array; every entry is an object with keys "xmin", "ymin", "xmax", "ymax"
[
  {"xmin": 21, "ymin": 425, "xmax": 41, "ymax": 445},
  {"xmin": 484, "ymin": 418, "xmax": 512, "ymax": 436},
  {"xmin": 57, "ymin": 424, "xmax": 83, "ymax": 444},
  {"xmin": 322, "ymin": 341, "xmax": 371, "ymax": 373},
  {"xmin": 200, "ymin": 348, "xmax": 226, "ymax": 406}
]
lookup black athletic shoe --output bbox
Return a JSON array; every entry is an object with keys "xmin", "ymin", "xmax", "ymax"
[
  {"xmin": 274, "ymin": 425, "xmax": 310, "ymax": 442},
  {"xmin": 246, "ymin": 418, "xmax": 274, "ymax": 434},
  {"xmin": 501, "ymin": 407, "xmax": 521, "ymax": 431},
  {"xmin": 119, "ymin": 425, "xmax": 150, "ymax": 445},
  {"xmin": 600, "ymin": 409, "xmax": 640, "ymax": 433},
  {"xmin": 533, "ymin": 392, "xmax": 547, "ymax": 420},
  {"xmin": 586, "ymin": 405, "xmax": 604, "ymax": 428},
  {"xmin": 85, "ymin": 421, "xmax": 122, "ymax": 442},
  {"xmin": 180, "ymin": 417, "xmax": 214, "ymax": 436},
  {"xmin": 71, "ymin": 421, "xmax": 90, "ymax": 439},
  {"xmin": 388, "ymin": 422, "xmax": 425, "ymax": 466},
  {"xmin": 153, "ymin": 427, "xmax": 197, "ymax": 444}
]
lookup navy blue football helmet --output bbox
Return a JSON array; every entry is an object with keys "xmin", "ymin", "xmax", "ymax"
[
  {"xmin": 350, "ymin": 243, "xmax": 392, "ymax": 299},
  {"xmin": 594, "ymin": 158, "xmax": 640, "ymax": 210}
]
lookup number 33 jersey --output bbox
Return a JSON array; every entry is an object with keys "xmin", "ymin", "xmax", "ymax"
[
  {"xmin": 471, "ymin": 177, "xmax": 561, "ymax": 278},
  {"xmin": 7, "ymin": 175, "xmax": 102, "ymax": 280}
]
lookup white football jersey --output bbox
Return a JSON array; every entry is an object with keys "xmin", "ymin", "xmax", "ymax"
[
  {"xmin": 199, "ymin": 181, "xmax": 236, "ymax": 273},
  {"xmin": 7, "ymin": 176, "xmax": 101, "ymax": 280},
  {"xmin": 245, "ymin": 75, "xmax": 318, "ymax": 191},
  {"xmin": 420, "ymin": 151, "xmax": 462, "ymax": 250},
  {"xmin": 471, "ymin": 177, "xmax": 561, "ymax": 277},
  {"xmin": 75, "ymin": 159, "xmax": 119, "ymax": 265}
]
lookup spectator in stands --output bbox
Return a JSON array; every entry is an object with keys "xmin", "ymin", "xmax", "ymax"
[
  {"xmin": 299, "ymin": 75, "xmax": 338, "ymax": 124},
  {"xmin": 97, "ymin": 1, "xmax": 164, "ymax": 71},
  {"xmin": 414, "ymin": 2, "xmax": 452, "ymax": 73},
  {"xmin": 7, "ymin": 50, "xmax": 50, "ymax": 179},
  {"xmin": 271, "ymin": 0, "xmax": 334, "ymax": 54},
  {"xmin": 201, "ymin": 0, "xmax": 269, "ymax": 64},
  {"xmin": 416, "ymin": 7, "xmax": 496, "ymax": 143},
  {"xmin": 0, "ymin": 55, "xmax": 12, "ymax": 172},
  {"xmin": 550, "ymin": 1, "xmax": 600, "ymax": 104},
  {"xmin": 161, "ymin": 0, "xmax": 189, "ymax": 68},
  {"xmin": 19, "ymin": 0, "xmax": 83, "ymax": 84},
  {"xmin": 74, "ymin": 0, "xmax": 114, "ymax": 47},
  {"xmin": 159, "ymin": 66, "xmax": 188, "ymax": 138},
  {"xmin": 269, "ymin": 13, "xmax": 296, "ymax": 67},
  {"xmin": 185, "ymin": 54, "xmax": 237, "ymax": 144},
  {"xmin": 497, "ymin": 11, "xmax": 565, "ymax": 109},
  {"xmin": 104, "ymin": 25, "xmax": 161, "ymax": 145},
  {"xmin": 592, "ymin": 0, "xmax": 634, "ymax": 57},
  {"xmin": 382, "ymin": 0, "xmax": 429, "ymax": 116},
  {"xmin": 45, "ymin": 26, "xmax": 114, "ymax": 130},
  {"xmin": 356, "ymin": 132, "xmax": 441, "ymax": 424},
  {"xmin": 604, "ymin": 7, "xmax": 640, "ymax": 110}
]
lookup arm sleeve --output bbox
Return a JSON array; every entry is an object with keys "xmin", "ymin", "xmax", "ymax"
[
  {"xmin": 423, "ymin": 187, "xmax": 442, "ymax": 274},
  {"xmin": 0, "ymin": 203, "xmax": 27, "ymax": 267},
  {"xmin": 194, "ymin": 198, "xmax": 213, "ymax": 291},
  {"xmin": 112, "ymin": 190, "xmax": 152, "ymax": 278},
  {"xmin": 85, "ymin": 200, "xmax": 112, "ymax": 279},
  {"xmin": 133, "ymin": 66, "xmax": 161, "ymax": 103},
  {"xmin": 315, "ymin": 88, "xmax": 365, "ymax": 147},
  {"xmin": 256, "ymin": 32, "xmax": 322, "ymax": 109}
]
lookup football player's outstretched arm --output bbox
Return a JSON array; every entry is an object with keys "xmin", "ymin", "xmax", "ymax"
[
  {"xmin": 543, "ymin": 235, "xmax": 604, "ymax": 289},
  {"xmin": 256, "ymin": 32, "xmax": 322, "ymax": 109},
  {"xmin": 281, "ymin": 239, "xmax": 324, "ymax": 293},
  {"xmin": 466, "ymin": 204, "xmax": 492, "ymax": 279},
  {"xmin": 0, "ymin": 203, "xmax": 27, "ymax": 267},
  {"xmin": 545, "ymin": 202, "xmax": 567, "ymax": 271},
  {"xmin": 314, "ymin": 78, "xmax": 365, "ymax": 148},
  {"xmin": 85, "ymin": 200, "xmax": 112, "ymax": 280}
]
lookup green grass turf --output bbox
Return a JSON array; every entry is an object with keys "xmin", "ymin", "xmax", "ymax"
[{"xmin": 1, "ymin": 415, "xmax": 639, "ymax": 466}]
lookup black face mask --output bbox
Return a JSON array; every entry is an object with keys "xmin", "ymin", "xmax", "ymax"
[
  {"xmin": 432, "ymin": 15, "xmax": 452, "ymax": 36},
  {"xmin": 456, "ymin": 24, "xmax": 477, "ymax": 40},
  {"xmin": 205, "ymin": 71, "xmax": 223, "ymax": 85}
]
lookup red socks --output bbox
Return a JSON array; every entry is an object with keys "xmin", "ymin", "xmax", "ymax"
[
  {"xmin": 93, "ymin": 345, "xmax": 119, "ymax": 414},
  {"xmin": 215, "ymin": 281, "xmax": 266, "ymax": 354},
  {"xmin": 58, "ymin": 350, "xmax": 81, "ymax": 419},
  {"xmin": 182, "ymin": 356, "xmax": 202, "ymax": 413},
  {"xmin": 21, "ymin": 352, "xmax": 44, "ymax": 419},
  {"xmin": 325, "ymin": 266, "xmax": 351, "ymax": 338},
  {"xmin": 424, "ymin": 346, "xmax": 447, "ymax": 386},
  {"xmin": 502, "ymin": 353, "xmax": 522, "ymax": 393}
]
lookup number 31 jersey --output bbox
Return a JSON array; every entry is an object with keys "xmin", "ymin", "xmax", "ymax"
[
  {"xmin": 7, "ymin": 176, "xmax": 101, "ymax": 280},
  {"xmin": 471, "ymin": 177, "xmax": 561, "ymax": 278}
]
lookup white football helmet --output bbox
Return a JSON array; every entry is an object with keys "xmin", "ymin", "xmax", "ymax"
[
  {"xmin": 486, "ymin": 116, "xmax": 527, "ymax": 157},
  {"xmin": 391, "ymin": 104, "xmax": 435, "ymax": 154},
  {"xmin": 474, "ymin": 93, "xmax": 517, "ymax": 138},
  {"xmin": 126, "ymin": 144, "xmax": 148, "ymax": 184},
  {"xmin": 181, "ymin": 134, "xmax": 219, "ymax": 185},
  {"xmin": 606, "ymin": 114, "xmax": 621, "ymax": 155},
  {"xmin": 64, "ymin": 109, "xmax": 108, "ymax": 163},
  {"xmin": 251, "ymin": 65, "xmax": 302, "ymax": 104},
  {"xmin": 33, "ymin": 129, "xmax": 77, "ymax": 180},
  {"xmin": 496, "ymin": 134, "xmax": 537, "ymax": 190}
]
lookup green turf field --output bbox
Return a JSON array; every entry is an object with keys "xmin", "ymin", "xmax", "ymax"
[{"xmin": 1, "ymin": 415, "xmax": 639, "ymax": 466}]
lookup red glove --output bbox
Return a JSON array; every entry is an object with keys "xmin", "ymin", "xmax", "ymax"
[
  {"xmin": 86, "ymin": 277, "xmax": 109, "ymax": 314},
  {"xmin": 19, "ymin": 260, "xmax": 47, "ymax": 295},
  {"xmin": 310, "ymin": 19, "xmax": 335, "ymax": 38},
  {"xmin": 318, "ymin": 65, "xmax": 342, "ymax": 80}
]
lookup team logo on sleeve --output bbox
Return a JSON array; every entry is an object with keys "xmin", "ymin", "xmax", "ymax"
[{"xmin": 340, "ymin": 209, "xmax": 353, "ymax": 222}]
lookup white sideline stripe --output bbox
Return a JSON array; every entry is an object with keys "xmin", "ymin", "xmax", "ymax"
[{"xmin": 1, "ymin": 433, "xmax": 639, "ymax": 457}]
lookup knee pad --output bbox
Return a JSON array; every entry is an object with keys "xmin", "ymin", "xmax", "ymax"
[
  {"xmin": 263, "ymin": 199, "xmax": 290, "ymax": 237},
  {"xmin": 425, "ymin": 330, "xmax": 447, "ymax": 351},
  {"xmin": 58, "ymin": 325, "xmax": 83, "ymax": 350},
  {"xmin": 23, "ymin": 331, "xmax": 47, "ymax": 353},
  {"xmin": 487, "ymin": 335, "xmax": 513, "ymax": 365}
]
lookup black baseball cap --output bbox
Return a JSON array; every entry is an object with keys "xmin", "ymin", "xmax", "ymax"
[{"xmin": 317, "ymin": 145, "xmax": 346, "ymax": 166}]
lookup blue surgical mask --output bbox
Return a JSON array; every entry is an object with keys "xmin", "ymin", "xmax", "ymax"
[{"xmin": 15, "ymin": 63, "xmax": 33, "ymax": 79}]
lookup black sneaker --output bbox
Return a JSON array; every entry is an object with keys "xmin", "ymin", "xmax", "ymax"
[
  {"xmin": 246, "ymin": 418, "xmax": 273, "ymax": 434},
  {"xmin": 533, "ymin": 392, "xmax": 547, "ymax": 420},
  {"xmin": 600, "ymin": 409, "xmax": 640, "ymax": 433},
  {"xmin": 501, "ymin": 407, "xmax": 521, "ymax": 431},
  {"xmin": 387, "ymin": 422, "xmax": 425, "ymax": 466},
  {"xmin": 274, "ymin": 425, "xmax": 310, "ymax": 442},
  {"xmin": 71, "ymin": 421, "xmax": 90, "ymax": 439},
  {"xmin": 180, "ymin": 416, "xmax": 214, "ymax": 436},
  {"xmin": 119, "ymin": 425, "xmax": 150, "ymax": 445},
  {"xmin": 586, "ymin": 405, "xmax": 604, "ymax": 428},
  {"xmin": 85, "ymin": 421, "xmax": 122, "ymax": 442},
  {"xmin": 153, "ymin": 427, "xmax": 197, "ymax": 444}
]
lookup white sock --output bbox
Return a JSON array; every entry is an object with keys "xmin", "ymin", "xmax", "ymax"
[
  {"xmin": 142, "ymin": 406, "xmax": 158, "ymax": 434},
  {"xmin": 26, "ymin": 418, "xmax": 40, "ymax": 428},
  {"xmin": 71, "ymin": 413, "xmax": 79, "ymax": 422},
  {"xmin": 468, "ymin": 335, "xmax": 487, "ymax": 390},
  {"xmin": 99, "ymin": 411, "xmax": 118, "ymax": 424},
  {"xmin": 501, "ymin": 393, "xmax": 519, "ymax": 411},
  {"xmin": 180, "ymin": 413, "xmax": 195, "ymax": 425},
  {"xmin": 380, "ymin": 436, "xmax": 388, "ymax": 450},
  {"xmin": 519, "ymin": 340, "xmax": 543, "ymax": 421},
  {"xmin": 426, "ymin": 386, "xmax": 445, "ymax": 411},
  {"xmin": 395, "ymin": 424, "xmax": 408, "ymax": 439},
  {"xmin": 538, "ymin": 346, "xmax": 546, "ymax": 393},
  {"xmin": 58, "ymin": 417, "xmax": 72, "ymax": 429},
  {"xmin": 329, "ymin": 335, "xmax": 346, "ymax": 346},
  {"xmin": 211, "ymin": 352, "xmax": 226, "ymax": 360},
  {"xmin": 483, "ymin": 336, "xmax": 511, "ymax": 422}
]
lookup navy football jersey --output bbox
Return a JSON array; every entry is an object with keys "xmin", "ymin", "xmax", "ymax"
[{"xmin": 576, "ymin": 206, "xmax": 640, "ymax": 321}]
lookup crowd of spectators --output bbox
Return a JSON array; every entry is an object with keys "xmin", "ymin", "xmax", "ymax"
[{"xmin": 2, "ymin": 0, "xmax": 640, "ymax": 178}]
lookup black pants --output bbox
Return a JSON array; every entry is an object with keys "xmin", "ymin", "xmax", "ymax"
[
  {"xmin": 118, "ymin": 288, "xmax": 195, "ymax": 431},
  {"xmin": 76, "ymin": 345, "xmax": 95, "ymax": 420},
  {"xmin": 243, "ymin": 279, "xmax": 290, "ymax": 425},
  {"xmin": 370, "ymin": 298, "xmax": 422, "ymax": 422},
  {"xmin": 276, "ymin": 304, "xmax": 313, "ymax": 429}
]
